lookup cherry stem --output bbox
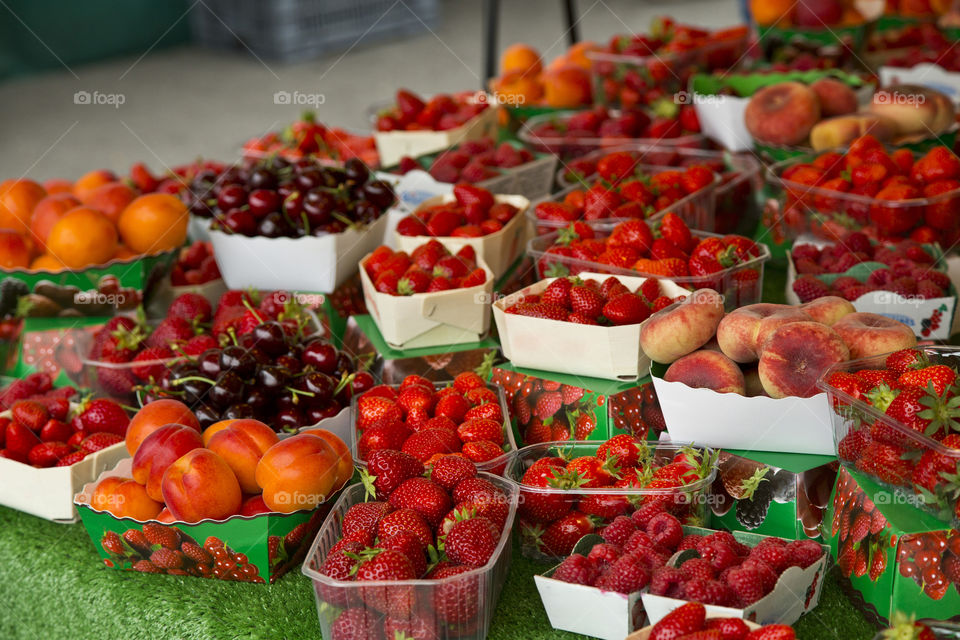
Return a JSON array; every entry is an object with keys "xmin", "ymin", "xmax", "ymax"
[{"xmin": 170, "ymin": 375, "xmax": 217, "ymax": 387}]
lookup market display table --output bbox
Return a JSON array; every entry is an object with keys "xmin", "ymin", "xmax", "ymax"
[{"xmin": 0, "ymin": 505, "xmax": 878, "ymax": 639}]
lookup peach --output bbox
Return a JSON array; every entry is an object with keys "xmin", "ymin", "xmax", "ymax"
[
  {"xmin": 810, "ymin": 114, "xmax": 897, "ymax": 151},
  {"xmin": 664, "ymin": 350, "xmax": 746, "ymax": 395},
  {"xmin": 639, "ymin": 289, "xmax": 725, "ymax": 364},
  {"xmin": 758, "ymin": 321, "xmax": 850, "ymax": 398},
  {"xmin": 90, "ymin": 476, "xmax": 163, "ymax": 521},
  {"xmin": 239, "ymin": 494, "xmax": 271, "ymax": 516},
  {"xmin": 717, "ymin": 303, "xmax": 811, "ymax": 363},
  {"xmin": 206, "ymin": 419, "xmax": 279, "ymax": 493},
  {"xmin": 161, "ymin": 449, "xmax": 242, "ymax": 523},
  {"xmin": 810, "ymin": 78, "xmax": 858, "ymax": 117},
  {"xmin": 745, "ymin": 82, "xmax": 821, "ymax": 146},
  {"xmin": 131, "ymin": 424, "xmax": 204, "ymax": 502},
  {"xmin": 743, "ymin": 366, "xmax": 767, "ymax": 397},
  {"xmin": 126, "ymin": 399, "xmax": 200, "ymax": 455},
  {"xmin": 301, "ymin": 427, "xmax": 354, "ymax": 487},
  {"xmin": 832, "ymin": 312, "xmax": 917, "ymax": 359},
  {"xmin": 869, "ymin": 85, "xmax": 956, "ymax": 137},
  {"xmin": 800, "ymin": 296, "xmax": 855, "ymax": 326},
  {"xmin": 255, "ymin": 433, "xmax": 343, "ymax": 513}
]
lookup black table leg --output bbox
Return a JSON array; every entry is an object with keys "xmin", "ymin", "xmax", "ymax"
[
  {"xmin": 483, "ymin": 0, "xmax": 499, "ymax": 84},
  {"xmin": 564, "ymin": 0, "xmax": 579, "ymax": 45}
]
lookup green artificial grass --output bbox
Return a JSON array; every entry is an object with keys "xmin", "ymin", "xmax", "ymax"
[{"xmin": 0, "ymin": 503, "xmax": 877, "ymax": 640}]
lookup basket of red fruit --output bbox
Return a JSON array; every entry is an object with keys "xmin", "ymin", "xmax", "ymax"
[
  {"xmin": 241, "ymin": 112, "xmax": 380, "ymax": 167},
  {"xmin": 0, "ymin": 375, "xmax": 129, "ymax": 521},
  {"xmin": 557, "ymin": 144, "xmax": 764, "ymax": 235},
  {"xmin": 205, "ymin": 157, "xmax": 395, "ymax": 292},
  {"xmin": 372, "ymin": 89, "xmax": 497, "ymax": 167},
  {"xmin": 587, "ymin": 19, "xmax": 750, "ymax": 108},
  {"xmin": 394, "ymin": 184, "xmax": 529, "ymax": 277},
  {"xmin": 351, "ymin": 372, "xmax": 516, "ymax": 475},
  {"xmin": 819, "ymin": 346, "xmax": 960, "ymax": 527},
  {"xmin": 787, "ymin": 234, "xmax": 956, "ymax": 339},
  {"xmin": 529, "ymin": 162, "xmax": 720, "ymax": 235},
  {"xmin": 527, "ymin": 216, "xmax": 771, "ymax": 310},
  {"xmin": 764, "ymin": 135, "xmax": 960, "ymax": 243},
  {"xmin": 492, "ymin": 273, "xmax": 690, "ymax": 381},
  {"xmin": 505, "ymin": 437, "xmax": 716, "ymax": 561},
  {"xmin": 303, "ymin": 459, "xmax": 518, "ymax": 640},
  {"xmin": 360, "ymin": 240, "xmax": 493, "ymax": 349},
  {"xmin": 518, "ymin": 106, "xmax": 706, "ymax": 161}
]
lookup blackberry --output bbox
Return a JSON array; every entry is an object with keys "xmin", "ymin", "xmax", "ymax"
[
  {"xmin": 0, "ymin": 277, "xmax": 28, "ymax": 317},
  {"xmin": 736, "ymin": 477, "xmax": 773, "ymax": 529}
]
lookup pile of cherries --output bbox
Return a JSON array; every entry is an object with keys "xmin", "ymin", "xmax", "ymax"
[
  {"xmin": 146, "ymin": 322, "xmax": 374, "ymax": 432},
  {"xmin": 186, "ymin": 157, "xmax": 396, "ymax": 238}
]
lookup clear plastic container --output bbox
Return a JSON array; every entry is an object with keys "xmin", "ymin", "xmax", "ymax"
[
  {"xmin": 504, "ymin": 440, "xmax": 716, "ymax": 560},
  {"xmin": 528, "ymin": 163, "xmax": 719, "ymax": 233},
  {"xmin": 587, "ymin": 31, "xmax": 751, "ymax": 107},
  {"xmin": 302, "ymin": 475, "xmax": 518, "ymax": 640},
  {"xmin": 818, "ymin": 347, "xmax": 960, "ymax": 526},
  {"xmin": 556, "ymin": 144, "xmax": 763, "ymax": 235},
  {"xmin": 350, "ymin": 381, "xmax": 517, "ymax": 475},
  {"xmin": 517, "ymin": 110, "xmax": 708, "ymax": 161},
  {"xmin": 871, "ymin": 620, "xmax": 960, "ymax": 640},
  {"xmin": 764, "ymin": 151, "xmax": 960, "ymax": 241},
  {"xmin": 526, "ymin": 222, "xmax": 771, "ymax": 310}
]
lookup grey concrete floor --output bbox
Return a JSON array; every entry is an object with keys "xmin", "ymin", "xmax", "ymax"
[{"xmin": 0, "ymin": 0, "xmax": 740, "ymax": 180}]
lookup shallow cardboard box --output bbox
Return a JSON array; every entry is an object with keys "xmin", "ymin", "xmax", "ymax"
[
  {"xmin": 210, "ymin": 213, "xmax": 388, "ymax": 293},
  {"xmin": 651, "ymin": 363, "xmax": 834, "ymax": 455},
  {"xmin": 627, "ymin": 620, "xmax": 760, "ymax": 640},
  {"xmin": 374, "ymin": 106, "xmax": 497, "ymax": 167},
  {"xmin": 394, "ymin": 194, "xmax": 529, "ymax": 278},
  {"xmin": 493, "ymin": 273, "xmax": 690, "ymax": 381},
  {"xmin": 360, "ymin": 253, "xmax": 493, "ymax": 349}
]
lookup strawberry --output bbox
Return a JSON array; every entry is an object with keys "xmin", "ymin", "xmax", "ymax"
[
  {"xmin": 376, "ymin": 508, "xmax": 433, "ymax": 547},
  {"xmin": 147, "ymin": 316, "xmax": 194, "ymax": 348},
  {"xmin": 603, "ymin": 293, "xmax": 650, "ymax": 325},
  {"xmin": 452, "ymin": 475, "xmax": 504, "ymax": 505},
  {"xmin": 356, "ymin": 395, "xmax": 403, "ymax": 430},
  {"xmin": 27, "ymin": 441, "xmax": 71, "ymax": 467},
  {"xmin": 660, "ymin": 212, "xmax": 695, "ymax": 253},
  {"xmin": 650, "ymin": 602, "xmax": 706, "ymax": 640},
  {"xmin": 55, "ymin": 451, "xmax": 87, "ymax": 467},
  {"xmin": 77, "ymin": 399, "xmax": 129, "ymax": 437},
  {"xmin": 342, "ymin": 501, "xmax": 392, "ymax": 540},
  {"xmin": 885, "ymin": 348, "xmax": 927, "ymax": 375},
  {"xmin": 505, "ymin": 302, "xmax": 568, "ymax": 320},
  {"xmin": 452, "ymin": 183, "xmax": 494, "ymax": 211},
  {"xmin": 131, "ymin": 347, "xmax": 174, "ymax": 381},
  {"xmin": 456, "ymin": 417, "xmax": 501, "ymax": 443},
  {"xmin": 362, "ymin": 449, "xmax": 424, "ymax": 499},
  {"xmin": 462, "ymin": 440, "xmax": 503, "ymax": 463},
  {"xmin": 11, "ymin": 400, "xmax": 48, "ymax": 431},
  {"xmin": 534, "ymin": 391, "xmax": 563, "ymax": 420},
  {"xmin": 898, "ymin": 365, "xmax": 956, "ymax": 395},
  {"xmin": 330, "ymin": 609, "xmax": 380, "ymax": 640},
  {"xmin": 537, "ymin": 511, "xmax": 596, "ymax": 556},
  {"xmin": 168, "ymin": 293, "xmax": 212, "ymax": 323},
  {"xmin": 388, "ymin": 477, "xmax": 451, "ymax": 527},
  {"xmin": 430, "ymin": 564, "xmax": 480, "ymax": 623},
  {"xmin": 5, "ymin": 421, "xmax": 41, "ymax": 459},
  {"xmin": 353, "ymin": 548, "xmax": 417, "ymax": 615},
  {"xmin": 704, "ymin": 617, "xmax": 751, "ymax": 639},
  {"xmin": 608, "ymin": 219, "xmax": 654, "ymax": 253},
  {"xmin": 444, "ymin": 516, "xmax": 499, "ymax": 566},
  {"xmin": 81, "ymin": 432, "xmax": 123, "ymax": 454}
]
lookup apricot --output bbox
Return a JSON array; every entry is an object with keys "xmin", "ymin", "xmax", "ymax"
[
  {"xmin": 0, "ymin": 179, "xmax": 46, "ymax": 232},
  {"xmin": 83, "ymin": 182, "xmax": 137, "ymax": 224},
  {"xmin": 90, "ymin": 476, "xmax": 163, "ymax": 521},
  {"xmin": 239, "ymin": 494, "xmax": 270, "ymax": 516},
  {"xmin": 42, "ymin": 178, "xmax": 73, "ymax": 195},
  {"xmin": 30, "ymin": 193, "xmax": 80, "ymax": 250},
  {"xmin": 126, "ymin": 399, "xmax": 200, "ymax": 455},
  {"xmin": 500, "ymin": 43, "xmax": 542, "ymax": 76},
  {"xmin": 255, "ymin": 433, "xmax": 343, "ymax": 513},
  {"xmin": 301, "ymin": 427, "xmax": 354, "ymax": 487},
  {"xmin": 543, "ymin": 65, "xmax": 593, "ymax": 108},
  {"xmin": 202, "ymin": 419, "xmax": 239, "ymax": 446},
  {"xmin": 131, "ymin": 423, "xmax": 204, "ymax": 502},
  {"xmin": 0, "ymin": 230, "xmax": 32, "ymax": 269},
  {"xmin": 161, "ymin": 449, "xmax": 243, "ymax": 523},
  {"xmin": 206, "ymin": 419, "xmax": 279, "ymax": 493},
  {"xmin": 46, "ymin": 207, "xmax": 117, "ymax": 268},
  {"xmin": 72, "ymin": 169, "xmax": 117, "ymax": 202}
]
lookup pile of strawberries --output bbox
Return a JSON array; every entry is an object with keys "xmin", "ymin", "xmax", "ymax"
[
  {"xmin": 779, "ymin": 135, "xmax": 960, "ymax": 243},
  {"xmin": 375, "ymin": 88, "xmax": 488, "ymax": 132},
  {"xmin": 523, "ymin": 106, "xmax": 700, "ymax": 159},
  {"xmin": 170, "ymin": 241, "xmax": 221, "ymax": 287},
  {"xmin": 534, "ymin": 158, "xmax": 715, "ymax": 227},
  {"xmin": 242, "ymin": 113, "xmax": 379, "ymax": 166},
  {"xmin": 553, "ymin": 508, "xmax": 824, "ymax": 606},
  {"xmin": 830, "ymin": 469, "xmax": 892, "ymax": 587},
  {"xmin": 396, "ymin": 184, "xmax": 519, "ymax": 238},
  {"xmin": 505, "ymin": 275, "xmax": 685, "ymax": 325},
  {"xmin": 396, "ymin": 136, "xmax": 535, "ymax": 184},
  {"xmin": 644, "ymin": 602, "xmax": 797, "ymax": 640},
  {"xmin": 316, "ymin": 456, "xmax": 513, "ymax": 637},
  {"xmin": 363, "ymin": 240, "xmax": 486, "ymax": 295},
  {"xmin": 0, "ymin": 376, "xmax": 127, "ymax": 468},
  {"xmin": 514, "ymin": 438, "xmax": 715, "ymax": 557},
  {"xmin": 537, "ymin": 214, "xmax": 764, "ymax": 305},
  {"xmin": 828, "ymin": 348, "xmax": 960, "ymax": 521},
  {"xmin": 791, "ymin": 234, "xmax": 950, "ymax": 303},
  {"xmin": 561, "ymin": 148, "xmax": 725, "ymax": 186},
  {"xmin": 355, "ymin": 372, "xmax": 510, "ymax": 467}
]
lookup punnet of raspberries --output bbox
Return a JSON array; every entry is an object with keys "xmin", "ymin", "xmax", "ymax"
[
  {"xmin": 505, "ymin": 275, "xmax": 684, "ymax": 324},
  {"xmin": 354, "ymin": 372, "xmax": 511, "ymax": 468},
  {"xmin": 791, "ymin": 234, "xmax": 949, "ymax": 303},
  {"xmin": 396, "ymin": 184, "xmax": 520, "ymax": 238},
  {"xmin": 534, "ymin": 159, "xmax": 715, "ymax": 225},
  {"xmin": 827, "ymin": 347, "xmax": 960, "ymax": 522},
  {"xmin": 511, "ymin": 438, "xmax": 715, "ymax": 558},
  {"xmin": 396, "ymin": 136, "xmax": 536, "ymax": 184},
  {"xmin": 643, "ymin": 602, "xmax": 798, "ymax": 640},
  {"xmin": 363, "ymin": 240, "xmax": 487, "ymax": 295},
  {"xmin": 553, "ymin": 510, "xmax": 824, "ymax": 608},
  {"xmin": 0, "ymin": 375, "xmax": 128, "ymax": 468}
]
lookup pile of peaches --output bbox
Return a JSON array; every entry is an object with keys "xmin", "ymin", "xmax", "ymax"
[
  {"xmin": 88, "ymin": 398, "xmax": 352, "ymax": 524},
  {"xmin": 0, "ymin": 168, "xmax": 188, "ymax": 272},
  {"xmin": 641, "ymin": 290, "xmax": 916, "ymax": 399}
]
